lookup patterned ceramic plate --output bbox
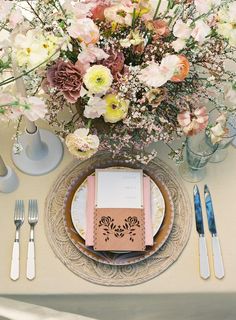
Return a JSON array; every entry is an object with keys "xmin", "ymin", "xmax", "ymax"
[
  {"xmin": 71, "ymin": 174, "xmax": 165, "ymax": 240},
  {"xmin": 63, "ymin": 163, "xmax": 174, "ymax": 266}
]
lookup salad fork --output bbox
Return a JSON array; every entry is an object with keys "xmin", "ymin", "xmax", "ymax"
[
  {"xmin": 10, "ymin": 200, "xmax": 24, "ymax": 281},
  {"xmin": 27, "ymin": 199, "xmax": 38, "ymax": 280}
]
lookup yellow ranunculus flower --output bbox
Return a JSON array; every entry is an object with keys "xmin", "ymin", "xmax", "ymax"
[
  {"xmin": 83, "ymin": 65, "xmax": 113, "ymax": 94},
  {"xmin": 103, "ymin": 94, "xmax": 129, "ymax": 123}
]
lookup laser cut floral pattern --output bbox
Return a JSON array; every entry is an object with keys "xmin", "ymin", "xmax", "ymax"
[{"xmin": 99, "ymin": 216, "xmax": 140, "ymax": 242}]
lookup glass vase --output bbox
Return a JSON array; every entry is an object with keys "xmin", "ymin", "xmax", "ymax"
[
  {"xmin": 179, "ymin": 132, "xmax": 218, "ymax": 183},
  {"xmin": 207, "ymin": 114, "xmax": 236, "ymax": 163}
]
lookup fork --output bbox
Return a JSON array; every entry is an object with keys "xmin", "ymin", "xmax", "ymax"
[
  {"xmin": 10, "ymin": 200, "xmax": 24, "ymax": 281},
  {"xmin": 27, "ymin": 199, "xmax": 38, "ymax": 280}
]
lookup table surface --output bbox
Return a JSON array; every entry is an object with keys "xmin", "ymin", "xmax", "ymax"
[{"xmin": 0, "ymin": 121, "xmax": 236, "ymax": 295}]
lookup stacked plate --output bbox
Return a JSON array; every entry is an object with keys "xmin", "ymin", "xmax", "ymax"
[{"xmin": 63, "ymin": 166, "xmax": 175, "ymax": 266}]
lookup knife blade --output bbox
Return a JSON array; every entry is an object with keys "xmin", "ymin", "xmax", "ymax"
[
  {"xmin": 204, "ymin": 185, "xmax": 224, "ymax": 279},
  {"xmin": 193, "ymin": 185, "xmax": 210, "ymax": 279}
]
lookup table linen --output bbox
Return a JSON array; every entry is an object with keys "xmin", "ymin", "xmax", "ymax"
[{"xmin": 0, "ymin": 121, "xmax": 236, "ymax": 295}]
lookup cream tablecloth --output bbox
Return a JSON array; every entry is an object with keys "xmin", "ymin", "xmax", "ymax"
[{"xmin": 0, "ymin": 121, "xmax": 236, "ymax": 319}]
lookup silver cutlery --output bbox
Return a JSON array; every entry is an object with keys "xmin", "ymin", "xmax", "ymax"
[
  {"xmin": 204, "ymin": 185, "xmax": 224, "ymax": 279},
  {"xmin": 10, "ymin": 200, "xmax": 24, "ymax": 281},
  {"xmin": 27, "ymin": 199, "xmax": 38, "ymax": 280},
  {"xmin": 193, "ymin": 185, "xmax": 210, "ymax": 279}
]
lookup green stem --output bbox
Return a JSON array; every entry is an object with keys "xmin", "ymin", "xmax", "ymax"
[
  {"xmin": 131, "ymin": 8, "xmax": 137, "ymax": 29},
  {"xmin": 0, "ymin": 101, "xmax": 19, "ymax": 108},
  {"xmin": 0, "ymin": 23, "xmax": 11, "ymax": 32},
  {"xmin": 55, "ymin": 0, "xmax": 66, "ymax": 17},
  {"xmin": 153, "ymin": 0, "xmax": 162, "ymax": 20},
  {"xmin": 0, "ymin": 49, "xmax": 60, "ymax": 88},
  {"xmin": 87, "ymin": 119, "xmax": 92, "ymax": 129},
  {"xmin": 26, "ymin": 1, "xmax": 45, "ymax": 25}
]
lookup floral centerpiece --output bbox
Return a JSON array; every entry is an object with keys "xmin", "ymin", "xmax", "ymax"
[{"xmin": 0, "ymin": 0, "xmax": 236, "ymax": 163}]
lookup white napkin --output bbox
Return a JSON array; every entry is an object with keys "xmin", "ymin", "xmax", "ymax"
[{"xmin": 0, "ymin": 298, "xmax": 97, "ymax": 320}]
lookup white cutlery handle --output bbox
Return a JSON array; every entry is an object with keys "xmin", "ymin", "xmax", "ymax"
[
  {"xmin": 10, "ymin": 241, "xmax": 19, "ymax": 281},
  {"xmin": 199, "ymin": 236, "xmax": 210, "ymax": 279},
  {"xmin": 27, "ymin": 241, "xmax": 35, "ymax": 280},
  {"xmin": 212, "ymin": 236, "xmax": 224, "ymax": 279}
]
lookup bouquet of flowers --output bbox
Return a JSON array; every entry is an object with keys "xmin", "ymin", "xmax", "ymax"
[{"xmin": 0, "ymin": 0, "xmax": 236, "ymax": 163}]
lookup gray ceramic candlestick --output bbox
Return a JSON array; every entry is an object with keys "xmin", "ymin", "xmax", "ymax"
[
  {"xmin": 0, "ymin": 155, "xmax": 19, "ymax": 193},
  {"xmin": 11, "ymin": 59, "xmax": 64, "ymax": 176},
  {"xmin": 12, "ymin": 126, "xmax": 64, "ymax": 176}
]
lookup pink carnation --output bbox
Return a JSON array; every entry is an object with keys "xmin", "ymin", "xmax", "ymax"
[
  {"xmin": 102, "ymin": 50, "xmax": 125, "ymax": 79},
  {"xmin": 47, "ymin": 60, "xmax": 82, "ymax": 103},
  {"xmin": 178, "ymin": 106, "xmax": 209, "ymax": 136}
]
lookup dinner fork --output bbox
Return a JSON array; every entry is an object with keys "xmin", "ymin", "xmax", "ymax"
[
  {"xmin": 10, "ymin": 200, "xmax": 24, "ymax": 281},
  {"xmin": 27, "ymin": 199, "xmax": 38, "ymax": 280}
]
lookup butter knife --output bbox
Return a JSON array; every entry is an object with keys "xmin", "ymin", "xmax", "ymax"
[
  {"xmin": 193, "ymin": 185, "xmax": 210, "ymax": 279},
  {"xmin": 204, "ymin": 185, "xmax": 224, "ymax": 279}
]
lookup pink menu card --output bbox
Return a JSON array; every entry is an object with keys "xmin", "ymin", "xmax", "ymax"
[{"xmin": 85, "ymin": 175, "xmax": 153, "ymax": 247}]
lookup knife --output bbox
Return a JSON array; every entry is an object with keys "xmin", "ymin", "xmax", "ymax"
[
  {"xmin": 193, "ymin": 185, "xmax": 210, "ymax": 279},
  {"xmin": 204, "ymin": 185, "xmax": 224, "ymax": 279}
]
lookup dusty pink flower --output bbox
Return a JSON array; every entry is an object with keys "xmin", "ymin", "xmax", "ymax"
[
  {"xmin": 84, "ymin": 96, "xmax": 106, "ymax": 119},
  {"xmin": 8, "ymin": 9, "xmax": 24, "ymax": 29},
  {"xmin": 47, "ymin": 60, "xmax": 82, "ymax": 103},
  {"xmin": 63, "ymin": 1, "xmax": 93, "ymax": 19},
  {"xmin": 173, "ymin": 19, "xmax": 192, "ymax": 39},
  {"xmin": 148, "ymin": 20, "xmax": 170, "ymax": 40},
  {"xmin": 67, "ymin": 18, "xmax": 99, "ymax": 44},
  {"xmin": 102, "ymin": 50, "xmax": 125, "ymax": 79},
  {"xmin": 139, "ymin": 55, "xmax": 180, "ymax": 88},
  {"xmin": 0, "ymin": 0, "xmax": 13, "ymax": 21},
  {"xmin": 194, "ymin": 0, "xmax": 220, "ymax": 15},
  {"xmin": 90, "ymin": 1, "xmax": 111, "ymax": 20},
  {"xmin": 0, "ymin": 93, "xmax": 21, "ymax": 121},
  {"xmin": 104, "ymin": 4, "xmax": 133, "ymax": 26},
  {"xmin": 191, "ymin": 20, "xmax": 211, "ymax": 44},
  {"xmin": 76, "ymin": 44, "xmax": 109, "ymax": 74},
  {"xmin": 178, "ymin": 106, "xmax": 209, "ymax": 136},
  {"xmin": 22, "ymin": 97, "xmax": 47, "ymax": 121}
]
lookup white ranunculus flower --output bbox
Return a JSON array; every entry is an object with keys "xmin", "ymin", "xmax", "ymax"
[
  {"xmin": 173, "ymin": 20, "xmax": 192, "ymax": 40},
  {"xmin": 191, "ymin": 20, "xmax": 211, "ymax": 44}
]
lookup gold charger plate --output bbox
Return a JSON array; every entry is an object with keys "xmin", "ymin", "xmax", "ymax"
[{"xmin": 63, "ymin": 164, "xmax": 174, "ymax": 266}]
